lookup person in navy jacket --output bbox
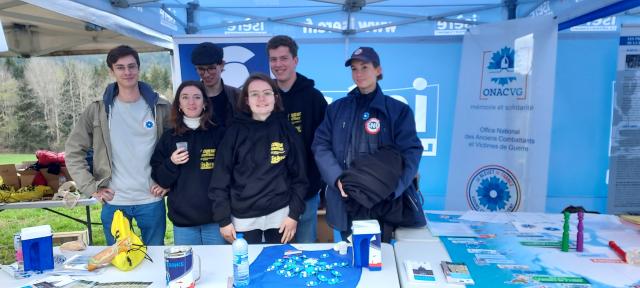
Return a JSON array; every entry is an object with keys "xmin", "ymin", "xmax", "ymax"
[{"xmin": 312, "ymin": 47, "xmax": 423, "ymax": 239}]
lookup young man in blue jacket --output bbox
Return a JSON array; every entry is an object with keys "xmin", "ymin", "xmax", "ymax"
[{"xmin": 312, "ymin": 47, "xmax": 423, "ymax": 240}]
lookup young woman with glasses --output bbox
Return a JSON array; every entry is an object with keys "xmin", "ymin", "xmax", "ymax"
[{"xmin": 209, "ymin": 73, "xmax": 308, "ymax": 244}]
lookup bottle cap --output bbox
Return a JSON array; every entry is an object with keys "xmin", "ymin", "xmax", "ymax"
[{"xmin": 237, "ymin": 233, "xmax": 244, "ymax": 239}]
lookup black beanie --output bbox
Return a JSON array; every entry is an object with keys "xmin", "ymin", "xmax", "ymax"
[{"xmin": 191, "ymin": 42, "xmax": 223, "ymax": 65}]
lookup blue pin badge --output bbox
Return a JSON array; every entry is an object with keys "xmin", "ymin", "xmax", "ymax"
[{"xmin": 144, "ymin": 119, "xmax": 155, "ymax": 129}]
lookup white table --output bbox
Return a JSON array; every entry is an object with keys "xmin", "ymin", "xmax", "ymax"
[
  {"xmin": 0, "ymin": 198, "xmax": 99, "ymax": 244},
  {"xmin": 2, "ymin": 243, "xmax": 400, "ymax": 288},
  {"xmin": 394, "ymin": 240, "xmax": 465, "ymax": 288},
  {"xmin": 394, "ymin": 226, "xmax": 437, "ymax": 242},
  {"xmin": 395, "ymin": 211, "xmax": 464, "ymax": 243}
]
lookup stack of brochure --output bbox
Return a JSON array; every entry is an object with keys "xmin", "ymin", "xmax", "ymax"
[
  {"xmin": 441, "ymin": 261, "xmax": 475, "ymax": 285},
  {"xmin": 404, "ymin": 260, "xmax": 437, "ymax": 286}
]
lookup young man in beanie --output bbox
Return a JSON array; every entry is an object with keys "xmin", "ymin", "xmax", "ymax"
[
  {"xmin": 65, "ymin": 45, "xmax": 171, "ymax": 245},
  {"xmin": 267, "ymin": 35, "xmax": 328, "ymax": 243},
  {"xmin": 191, "ymin": 42, "xmax": 240, "ymax": 127}
]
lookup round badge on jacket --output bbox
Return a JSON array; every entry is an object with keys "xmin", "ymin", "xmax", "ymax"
[
  {"xmin": 144, "ymin": 119, "xmax": 155, "ymax": 129},
  {"xmin": 364, "ymin": 118, "xmax": 381, "ymax": 135}
]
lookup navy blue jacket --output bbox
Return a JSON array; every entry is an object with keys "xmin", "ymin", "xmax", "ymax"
[{"xmin": 312, "ymin": 85, "xmax": 423, "ymax": 231}]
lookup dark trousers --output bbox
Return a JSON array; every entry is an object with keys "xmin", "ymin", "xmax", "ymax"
[{"xmin": 242, "ymin": 228, "xmax": 284, "ymax": 244}]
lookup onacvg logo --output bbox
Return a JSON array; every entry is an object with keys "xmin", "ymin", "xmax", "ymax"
[
  {"xmin": 466, "ymin": 165, "xmax": 521, "ymax": 212},
  {"xmin": 487, "ymin": 47, "xmax": 516, "ymax": 86},
  {"xmin": 480, "ymin": 46, "xmax": 527, "ymax": 100}
]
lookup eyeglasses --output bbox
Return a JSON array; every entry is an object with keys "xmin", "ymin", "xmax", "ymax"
[
  {"xmin": 248, "ymin": 90, "xmax": 275, "ymax": 98},
  {"xmin": 113, "ymin": 64, "xmax": 138, "ymax": 72},
  {"xmin": 196, "ymin": 65, "xmax": 218, "ymax": 74}
]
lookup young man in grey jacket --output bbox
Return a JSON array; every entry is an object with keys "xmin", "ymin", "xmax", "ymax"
[{"xmin": 65, "ymin": 45, "xmax": 171, "ymax": 245}]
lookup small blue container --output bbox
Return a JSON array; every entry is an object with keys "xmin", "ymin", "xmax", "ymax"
[
  {"xmin": 352, "ymin": 220, "xmax": 382, "ymax": 271},
  {"xmin": 21, "ymin": 225, "xmax": 54, "ymax": 271}
]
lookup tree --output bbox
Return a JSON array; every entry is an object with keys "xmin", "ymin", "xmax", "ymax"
[
  {"xmin": 25, "ymin": 58, "xmax": 64, "ymax": 148},
  {"xmin": 4, "ymin": 57, "xmax": 25, "ymax": 79},
  {"xmin": 59, "ymin": 61, "xmax": 103, "ymax": 144},
  {"xmin": 141, "ymin": 64, "xmax": 173, "ymax": 99},
  {"xmin": 0, "ymin": 62, "xmax": 19, "ymax": 151},
  {"xmin": 13, "ymin": 81, "xmax": 52, "ymax": 152}
]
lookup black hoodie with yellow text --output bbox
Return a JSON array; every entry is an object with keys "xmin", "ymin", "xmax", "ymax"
[{"xmin": 209, "ymin": 112, "xmax": 308, "ymax": 227}]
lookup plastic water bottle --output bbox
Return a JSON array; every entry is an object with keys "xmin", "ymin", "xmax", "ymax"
[{"xmin": 232, "ymin": 233, "xmax": 250, "ymax": 287}]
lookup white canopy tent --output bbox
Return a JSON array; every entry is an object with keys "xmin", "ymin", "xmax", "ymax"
[
  {"xmin": 0, "ymin": 0, "xmax": 171, "ymax": 57},
  {"xmin": 2, "ymin": 0, "xmax": 638, "ymax": 57},
  {"xmin": 2, "ymin": 0, "xmax": 640, "ymax": 214}
]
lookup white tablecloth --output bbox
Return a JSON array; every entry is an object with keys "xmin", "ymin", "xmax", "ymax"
[{"xmin": 2, "ymin": 243, "xmax": 399, "ymax": 288}]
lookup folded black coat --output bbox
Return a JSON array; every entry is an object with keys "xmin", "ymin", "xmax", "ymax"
[
  {"xmin": 340, "ymin": 146, "xmax": 403, "ymax": 209},
  {"xmin": 340, "ymin": 146, "xmax": 426, "ymax": 229}
]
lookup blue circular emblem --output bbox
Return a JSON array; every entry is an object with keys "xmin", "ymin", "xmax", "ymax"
[
  {"xmin": 466, "ymin": 165, "xmax": 521, "ymax": 212},
  {"xmin": 144, "ymin": 120, "xmax": 155, "ymax": 129},
  {"xmin": 362, "ymin": 112, "xmax": 370, "ymax": 120}
]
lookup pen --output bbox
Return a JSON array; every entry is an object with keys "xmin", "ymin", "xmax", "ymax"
[{"xmin": 609, "ymin": 241, "xmax": 626, "ymax": 263}]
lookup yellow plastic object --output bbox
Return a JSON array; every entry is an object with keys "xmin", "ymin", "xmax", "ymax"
[
  {"xmin": 0, "ymin": 185, "xmax": 50, "ymax": 203},
  {"xmin": 0, "ymin": 185, "xmax": 14, "ymax": 202},
  {"xmin": 110, "ymin": 210, "xmax": 148, "ymax": 271}
]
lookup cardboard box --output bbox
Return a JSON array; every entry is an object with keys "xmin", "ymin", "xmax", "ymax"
[
  {"xmin": 316, "ymin": 209, "xmax": 334, "ymax": 243},
  {"xmin": 0, "ymin": 164, "xmax": 20, "ymax": 189},
  {"xmin": 18, "ymin": 169, "xmax": 38, "ymax": 188},
  {"xmin": 39, "ymin": 167, "xmax": 71, "ymax": 191},
  {"xmin": 52, "ymin": 230, "xmax": 88, "ymax": 247}
]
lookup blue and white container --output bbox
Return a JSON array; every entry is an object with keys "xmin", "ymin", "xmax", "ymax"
[
  {"xmin": 20, "ymin": 225, "xmax": 53, "ymax": 272},
  {"xmin": 165, "ymin": 246, "xmax": 200, "ymax": 288},
  {"xmin": 352, "ymin": 220, "xmax": 382, "ymax": 271}
]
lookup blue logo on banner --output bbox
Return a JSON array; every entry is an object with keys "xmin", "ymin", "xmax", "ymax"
[
  {"xmin": 178, "ymin": 42, "xmax": 270, "ymax": 88},
  {"xmin": 466, "ymin": 165, "xmax": 521, "ymax": 212},
  {"xmin": 480, "ymin": 46, "xmax": 526, "ymax": 99},
  {"xmin": 488, "ymin": 47, "xmax": 516, "ymax": 86}
]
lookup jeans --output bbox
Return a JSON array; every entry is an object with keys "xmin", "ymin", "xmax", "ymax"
[
  {"xmin": 101, "ymin": 200, "xmax": 166, "ymax": 246},
  {"xmin": 296, "ymin": 193, "xmax": 319, "ymax": 243},
  {"xmin": 173, "ymin": 223, "xmax": 225, "ymax": 245}
]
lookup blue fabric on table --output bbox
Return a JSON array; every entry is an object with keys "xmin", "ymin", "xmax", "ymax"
[{"xmin": 246, "ymin": 244, "xmax": 362, "ymax": 288}]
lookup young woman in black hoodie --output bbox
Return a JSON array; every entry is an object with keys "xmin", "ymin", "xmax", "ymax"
[
  {"xmin": 151, "ymin": 81, "xmax": 226, "ymax": 245},
  {"xmin": 209, "ymin": 73, "xmax": 308, "ymax": 244}
]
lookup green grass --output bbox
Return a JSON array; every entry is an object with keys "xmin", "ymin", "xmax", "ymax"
[{"xmin": 0, "ymin": 154, "xmax": 36, "ymax": 165}]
